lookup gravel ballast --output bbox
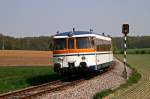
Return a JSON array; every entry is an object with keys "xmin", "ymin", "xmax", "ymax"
[{"xmin": 39, "ymin": 59, "xmax": 132, "ymax": 99}]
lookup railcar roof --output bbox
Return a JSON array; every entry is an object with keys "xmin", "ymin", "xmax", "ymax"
[
  {"xmin": 55, "ymin": 31, "xmax": 92, "ymax": 36},
  {"xmin": 54, "ymin": 31, "xmax": 111, "ymax": 41}
]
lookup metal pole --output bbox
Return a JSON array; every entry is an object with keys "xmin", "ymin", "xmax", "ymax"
[{"xmin": 122, "ymin": 34, "xmax": 127, "ymax": 79}]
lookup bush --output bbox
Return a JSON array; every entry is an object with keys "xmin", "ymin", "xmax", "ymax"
[
  {"xmin": 119, "ymin": 51, "xmax": 124, "ymax": 54},
  {"xmin": 140, "ymin": 50, "xmax": 146, "ymax": 54},
  {"xmin": 135, "ymin": 50, "xmax": 139, "ymax": 54},
  {"xmin": 148, "ymin": 50, "xmax": 150, "ymax": 54}
]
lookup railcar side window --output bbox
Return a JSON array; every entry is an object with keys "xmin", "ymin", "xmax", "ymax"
[
  {"xmin": 76, "ymin": 37, "xmax": 91, "ymax": 49},
  {"xmin": 96, "ymin": 39, "xmax": 111, "ymax": 51},
  {"xmin": 68, "ymin": 38, "xmax": 74, "ymax": 49},
  {"xmin": 54, "ymin": 38, "xmax": 66, "ymax": 50}
]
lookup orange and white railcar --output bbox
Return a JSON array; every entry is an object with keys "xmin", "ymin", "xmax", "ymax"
[{"xmin": 53, "ymin": 31, "xmax": 114, "ymax": 75}]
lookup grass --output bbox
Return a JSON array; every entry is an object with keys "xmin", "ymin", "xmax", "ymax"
[
  {"xmin": 116, "ymin": 54, "xmax": 150, "ymax": 72},
  {"xmin": 93, "ymin": 89, "xmax": 112, "ymax": 99},
  {"xmin": 0, "ymin": 66, "xmax": 60, "ymax": 94},
  {"xmin": 93, "ymin": 54, "xmax": 145, "ymax": 99},
  {"xmin": 124, "ymin": 70, "xmax": 141, "ymax": 87}
]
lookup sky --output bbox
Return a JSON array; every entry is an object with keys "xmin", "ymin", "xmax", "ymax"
[{"xmin": 0, "ymin": 0, "xmax": 150, "ymax": 37}]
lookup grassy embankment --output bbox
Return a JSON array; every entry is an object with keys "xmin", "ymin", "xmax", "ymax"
[
  {"xmin": 110, "ymin": 54, "xmax": 150, "ymax": 99},
  {"xmin": 0, "ymin": 66, "xmax": 60, "ymax": 94},
  {"xmin": 94, "ymin": 54, "xmax": 150, "ymax": 99}
]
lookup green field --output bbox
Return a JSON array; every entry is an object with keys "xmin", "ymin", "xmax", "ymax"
[
  {"xmin": 0, "ymin": 66, "xmax": 60, "ymax": 94},
  {"xmin": 110, "ymin": 54, "xmax": 150, "ymax": 99}
]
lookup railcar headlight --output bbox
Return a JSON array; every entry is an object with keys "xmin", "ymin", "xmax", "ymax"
[
  {"xmin": 81, "ymin": 56, "xmax": 86, "ymax": 60},
  {"xmin": 58, "ymin": 57, "xmax": 63, "ymax": 62}
]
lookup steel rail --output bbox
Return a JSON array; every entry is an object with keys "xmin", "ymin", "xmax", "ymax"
[
  {"xmin": 23, "ymin": 79, "xmax": 85, "ymax": 99},
  {"xmin": 0, "ymin": 80, "xmax": 61, "ymax": 99},
  {"xmin": 0, "ymin": 79, "xmax": 85, "ymax": 99}
]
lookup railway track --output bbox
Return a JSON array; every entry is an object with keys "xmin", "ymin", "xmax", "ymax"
[{"xmin": 0, "ymin": 79, "xmax": 84, "ymax": 99}]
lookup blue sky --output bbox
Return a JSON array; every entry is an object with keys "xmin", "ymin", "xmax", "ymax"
[{"xmin": 0, "ymin": 0, "xmax": 150, "ymax": 37}]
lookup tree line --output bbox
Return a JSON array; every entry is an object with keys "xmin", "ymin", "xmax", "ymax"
[
  {"xmin": 112, "ymin": 36, "xmax": 150, "ymax": 53},
  {"xmin": 0, "ymin": 34, "xmax": 53, "ymax": 50},
  {"xmin": 0, "ymin": 33, "xmax": 150, "ymax": 51}
]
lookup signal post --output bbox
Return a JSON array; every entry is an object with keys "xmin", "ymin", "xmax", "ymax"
[{"xmin": 122, "ymin": 24, "xmax": 129, "ymax": 79}]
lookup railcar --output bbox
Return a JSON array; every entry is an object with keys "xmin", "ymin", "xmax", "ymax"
[{"xmin": 53, "ymin": 30, "xmax": 114, "ymax": 75}]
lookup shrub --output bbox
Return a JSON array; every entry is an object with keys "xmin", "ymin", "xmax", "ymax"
[
  {"xmin": 140, "ymin": 50, "xmax": 146, "ymax": 54},
  {"xmin": 119, "ymin": 51, "xmax": 124, "ymax": 54},
  {"xmin": 135, "ymin": 50, "xmax": 139, "ymax": 54},
  {"xmin": 148, "ymin": 50, "xmax": 150, "ymax": 54}
]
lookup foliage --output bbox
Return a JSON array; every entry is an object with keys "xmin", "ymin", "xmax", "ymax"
[
  {"xmin": 0, "ymin": 34, "xmax": 53, "ymax": 50},
  {"xmin": 0, "ymin": 33, "xmax": 150, "ymax": 50},
  {"xmin": 114, "ymin": 48, "xmax": 150, "ymax": 54},
  {"xmin": 112, "ymin": 36, "xmax": 150, "ymax": 53}
]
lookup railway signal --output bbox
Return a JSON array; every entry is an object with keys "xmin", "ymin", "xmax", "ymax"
[
  {"xmin": 122, "ymin": 24, "xmax": 129, "ymax": 35},
  {"xmin": 122, "ymin": 24, "xmax": 129, "ymax": 79}
]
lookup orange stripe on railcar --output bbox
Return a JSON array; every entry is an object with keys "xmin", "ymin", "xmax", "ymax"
[{"xmin": 53, "ymin": 48, "xmax": 96, "ymax": 54}]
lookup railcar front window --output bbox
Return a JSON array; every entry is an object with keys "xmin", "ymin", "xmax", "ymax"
[
  {"xmin": 76, "ymin": 37, "xmax": 91, "ymax": 49},
  {"xmin": 54, "ymin": 39, "xmax": 66, "ymax": 50}
]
